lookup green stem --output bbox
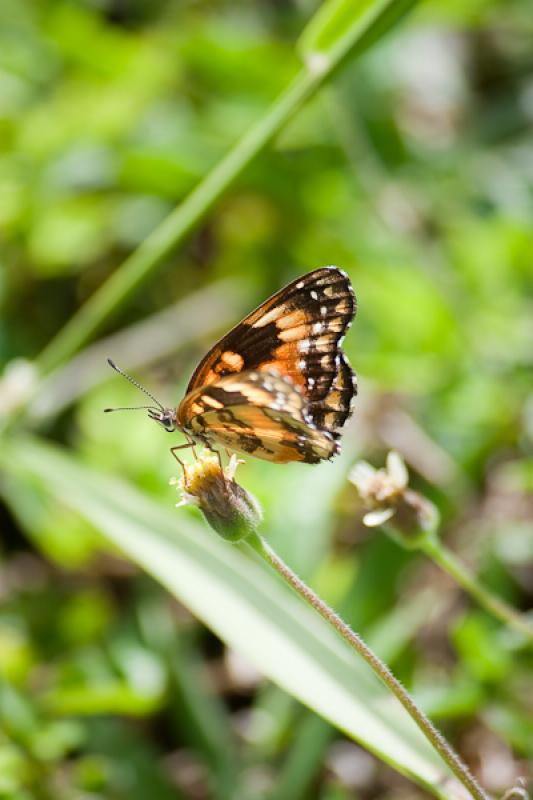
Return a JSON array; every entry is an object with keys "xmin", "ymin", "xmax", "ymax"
[
  {"xmin": 35, "ymin": 67, "xmax": 318, "ymax": 376},
  {"xmin": 246, "ymin": 531, "xmax": 491, "ymax": 800},
  {"xmin": 33, "ymin": 0, "xmax": 420, "ymax": 378},
  {"xmin": 421, "ymin": 534, "xmax": 533, "ymax": 644}
]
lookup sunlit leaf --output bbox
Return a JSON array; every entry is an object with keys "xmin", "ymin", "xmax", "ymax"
[{"xmin": 2, "ymin": 436, "xmax": 465, "ymax": 798}]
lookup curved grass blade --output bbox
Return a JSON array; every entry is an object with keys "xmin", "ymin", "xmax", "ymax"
[{"xmin": 2, "ymin": 436, "xmax": 465, "ymax": 798}]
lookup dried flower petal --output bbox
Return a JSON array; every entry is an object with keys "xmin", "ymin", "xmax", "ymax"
[
  {"xmin": 349, "ymin": 461, "xmax": 378, "ymax": 495},
  {"xmin": 386, "ymin": 450, "xmax": 408, "ymax": 489},
  {"xmin": 363, "ymin": 508, "xmax": 396, "ymax": 527}
]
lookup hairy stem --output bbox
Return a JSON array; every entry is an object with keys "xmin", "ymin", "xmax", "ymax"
[{"xmin": 246, "ymin": 531, "xmax": 491, "ymax": 800}]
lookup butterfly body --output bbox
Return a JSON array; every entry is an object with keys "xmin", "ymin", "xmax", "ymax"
[{"xmin": 173, "ymin": 266, "xmax": 357, "ymax": 464}]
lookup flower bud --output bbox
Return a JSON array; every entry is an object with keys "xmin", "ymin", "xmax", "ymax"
[
  {"xmin": 349, "ymin": 451, "xmax": 438, "ymax": 545},
  {"xmin": 171, "ymin": 452, "xmax": 262, "ymax": 542}
]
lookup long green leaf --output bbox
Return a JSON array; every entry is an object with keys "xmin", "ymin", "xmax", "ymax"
[{"xmin": 1, "ymin": 436, "xmax": 464, "ymax": 798}]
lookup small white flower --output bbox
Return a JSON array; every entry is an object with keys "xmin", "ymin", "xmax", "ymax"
[
  {"xmin": 349, "ymin": 451, "xmax": 438, "ymax": 538},
  {"xmin": 349, "ymin": 450, "xmax": 408, "ymax": 526}
]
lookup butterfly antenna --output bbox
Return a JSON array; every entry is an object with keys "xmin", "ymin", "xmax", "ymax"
[
  {"xmin": 106, "ymin": 358, "xmax": 164, "ymax": 410},
  {"xmin": 104, "ymin": 405, "xmax": 155, "ymax": 413}
]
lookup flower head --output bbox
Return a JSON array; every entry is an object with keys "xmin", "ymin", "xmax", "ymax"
[
  {"xmin": 349, "ymin": 451, "xmax": 438, "ymax": 543},
  {"xmin": 171, "ymin": 451, "xmax": 262, "ymax": 542}
]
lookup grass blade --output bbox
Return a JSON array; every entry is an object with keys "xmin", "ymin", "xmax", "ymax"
[
  {"xmin": 2, "ymin": 436, "xmax": 468, "ymax": 797},
  {"xmin": 35, "ymin": 0, "xmax": 420, "ymax": 377}
]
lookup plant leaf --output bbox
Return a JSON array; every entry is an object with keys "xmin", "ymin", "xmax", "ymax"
[
  {"xmin": 2, "ymin": 436, "xmax": 464, "ymax": 798},
  {"xmin": 298, "ymin": 0, "xmax": 419, "ymax": 68}
]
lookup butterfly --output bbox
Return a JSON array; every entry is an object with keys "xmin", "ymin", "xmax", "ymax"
[{"xmin": 106, "ymin": 266, "xmax": 357, "ymax": 464}]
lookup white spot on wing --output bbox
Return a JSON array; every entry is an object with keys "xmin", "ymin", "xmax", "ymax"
[
  {"xmin": 312, "ymin": 322, "xmax": 323, "ymax": 334},
  {"xmin": 321, "ymin": 305, "xmax": 328, "ymax": 317},
  {"xmin": 310, "ymin": 290, "xmax": 318, "ymax": 300},
  {"xmin": 299, "ymin": 339, "xmax": 310, "ymax": 353},
  {"xmin": 252, "ymin": 306, "xmax": 284, "ymax": 328},
  {"xmin": 296, "ymin": 280, "xmax": 304, "ymax": 289},
  {"xmin": 279, "ymin": 326, "xmax": 307, "ymax": 343}
]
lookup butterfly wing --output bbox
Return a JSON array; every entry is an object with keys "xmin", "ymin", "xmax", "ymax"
[
  {"xmin": 185, "ymin": 266, "xmax": 357, "ymax": 439},
  {"xmin": 178, "ymin": 370, "xmax": 338, "ymax": 464}
]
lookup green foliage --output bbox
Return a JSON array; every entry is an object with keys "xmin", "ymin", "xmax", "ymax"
[{"xmin": 1, "ymin": 0, "xmax": 532, "ymax": 798}]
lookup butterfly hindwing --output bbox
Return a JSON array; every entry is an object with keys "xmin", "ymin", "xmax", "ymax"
[
  {"xmin": 308, "ymin": 351, "xmax": 354, "ymax": 437},
  {"xmin": 185, "ymin": 267, "xmax": 357, "ymax": 442},
  {"xmin": 178, "ymin": 370, "xmax": 338, "ymax": 464}
]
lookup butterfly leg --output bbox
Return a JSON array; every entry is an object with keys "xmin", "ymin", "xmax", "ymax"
[
  {"xmin": 170, "ymin": 442, "xmax": 196, "ymax": 489},
  {"xmin": 203, "ymin": 442, "xmax": 223, "ymax": 469},
  {"xmin": 170, "ymin": 442, "xmax": 194, "ymax": 467}
]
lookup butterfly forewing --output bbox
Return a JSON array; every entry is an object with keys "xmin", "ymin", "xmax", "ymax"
[
  {"xmin": 178, "ymin": 370, "xmax": 338, "ymax": 463},
  {"xmin": 185, "ymin": 266, "xmax": 357, "ymax": 445}
]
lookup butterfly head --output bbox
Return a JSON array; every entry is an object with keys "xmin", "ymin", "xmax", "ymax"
[
  {"xmin": 105, "ymin": 358, "xmax": 180, "ymax": 434},
  {"xmin": 147, "ymin": 406, "xmax": 178, "ymax": 433}
]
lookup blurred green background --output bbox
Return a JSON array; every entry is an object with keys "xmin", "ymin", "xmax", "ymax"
[{"xmin": 0, "ymin": 0, "xmax": 532, "ymax": 798}]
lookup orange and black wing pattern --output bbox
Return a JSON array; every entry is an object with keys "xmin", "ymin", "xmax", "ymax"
[
  {"xmin": 182, "ymin": 266, "xmax": 357, "ymax": 446},
  {"xmin": 178, "ymin": 370, "xmax": 339, "ymax": 464}
]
